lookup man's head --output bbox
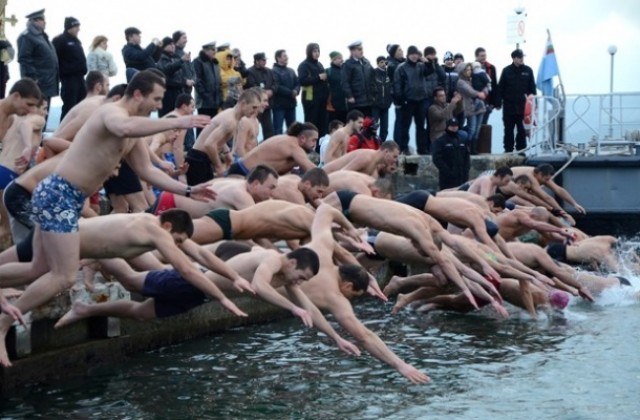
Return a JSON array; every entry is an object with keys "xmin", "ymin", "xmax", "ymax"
[
  {"xmin": 174, "ymin": 93, "xmax": 195, "ymax": 114},
  {"xmin": 246, "ymin": 164, "xmax": 279, "ymax": 202},
  {"xmin": 85, "ymin": 70, "xmax": 108, "ymax": 95},
  {"xmin": 379, "ymin": 140, "xmax": 400, "ymax": 174},
  {"xmin": 511, "ymin": 49, "xmax": 525, "ymax": 66},
  {"xmin": 376, "ymin": 56, "xmax": 387, "ymax": 70},
  {"xmin": 299, "ymin": 168, "xmax": 330, "ymax": 202},
  {"xmin": 306, "ymin": 43, "xmax": 320, "ymax": 60},
  {"xmin": 513, "ymin": 174, "xmax": 533, "ymax": 193},
  {"xmin": 453, "ymin": 53, "xmax": 464, "ymax": 65},
  {"xmin": 348, "ymin": 41, "xmax": 363, "ymax": 59},
  {"xmin": 486, "ymin": 194, "xmax": 506, "ymax": 214},
  {"xmin": 533, "ymin": 163, "xmax": 555, "ymax": 184},
  {"xmin": 346, "ymin": 109, "xmax": 364, "ymax": 133},
  {"xmin": 275, "ymin": 49, "xmax": 288, "ymax": 66},
  {"xmin": 423, "ymin": 46, "xmax": 437, "ymax": 61},
  {"xmin": 443, "ymin": 51, "xmax": 454, "ymax": 68},
  {"xmin": 387, "ymin": 44, "xmax": 403, "ymax": 60},
  {"xmin": 283, "ymin": 248, "xmax": 320, "ymax": 285},
  {"xmin": 253, "ymin": 52, "xmax": 267, "ymax": 68},
  {"xmin": 64, "ymin": 17, "xmax": 80, "ymax": 37},
  {"xmin": 159, "ymin": 209, "xmax": 194, "ymax": 244},
  {"xmin": 406, "ymin": 45, "xmax": 420, "ymax": 63},
  {"xmin": 160, "ymin": 115, "xmax": 181, "ymax": 143},
  {"xmin": 237, "ymin": 88, "xmax": 262, "ymax": 118},
  {"xmin": 492, "ymin": 166, "xmax": 514, "ymax": 187},
  {"xmin": 328, "ymin": 119, "xmax": 344, "ymax": 134},
  {"xmin": 329, "ymin": 51, "xmax": 343, "ymax": 67},
  {"xmin": 126, "ymin": 70, "xmax": 167, "ymax": 115},
  {"xmin": 337, "ymin": 264, "xmax": 369, "ymax": 300},
  {"xmin": 288, "ymin": 122, "xmax": 319, "ymax": 152},
  {"xmin": 161, "ymin": 37, "xmax": 175, "ymax": 54},
  {"xmin": 107, "ymin": 84, "xmax": 127, "ymax": 101},
  {"xmin": 475, "ymin": 47, "xmax": 487, "ymax": 64},
  {"xmin": 124, "ymin": 27, "xmax": 141, "ymax": 44},
  {"xmin": 202, "ymin": 41, "xmax": 217, "ymax": 58},
  {"xmin": 371, "ymin": 177, "xmax": 395, "ymax": 199},
  {"xmin": 433, "ymin": 87, "xmax": 447, "ymax": 106},
  {"xmin": 26, "ymin": 9, "xmax": 46, "ymax": 30},
  {"xmin": 445, "ymin": 118, "xmax": 459, "ymax": 136},
  {"xmin": 530, "ymin": 206, "xmax": 550, "ymax": 222},
  {"xmin": 8, "ymin": 78, "xmax": 42, "ymax": 115},
  {"xmin": 172, "ymin": 30, "xmax": 187, "ymax": 49}
]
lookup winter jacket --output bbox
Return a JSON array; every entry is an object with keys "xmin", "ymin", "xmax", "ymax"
[
  {"xmin": 122, "ymin": 42, "xmax": 157, "ymax": 71},
  {"xmin": 432, "ymin": 131, "xmax": 470, "ymax": 189},
  {"xmin": 424, "ymin": 60, "xmax": 445, "ymax": 97},
  {"xmin": 52, "ymin": 31, "xmax": 87, "ymax": 79},
  {"xmin": 193, "ymin": 51, "xmax": 222, "ymax": 109},
  {"xmin": 87, "ymin": 46, "xmax": 118, "ymax": 77},
  {"xmin": 442, "ymin": 65, "xmax": 459, "ymax": 102},
  {"xmin": 326, "ymin": 63, "xmax": 347, "ymax": 112},
  {"xmin": 272, "ymin": 63, "xmax": 299, "ymax": 110},
  {"xmin": 341, "ymin": 56, "xmax": 374, "ymax": 107},
  {"xmin": 482, "ymin": 61, "xmax": 500, "ymax": 107},
  {"xmin": 457, "ymin": 77, "xmax": 485, "ymax": 116},
  {"xmin": 392, "ymin": 59, "xmax": 432, "ymax": 104},
  {"xmin": 17, "ymin": 22, "xmax": 59, "ymax": 97},
  {"xmin": 157, "ymin": 52, "xmax": 186, "ymax": 90},
  {"xmin": 298, "ymin": 56, "xmax": 329, "ymax": 103},
  {"xmin": 498, "ymin": 63, "xmax": 536, "ymax": 116},
  {"xmin": 245, "ymin": 65, "xmax": 277, "ymax": 108},
  {"xmin": 428, "ymin": 100, "xmax": 463, "ymax": 140},
  {"xmin": 372, "ymin": 67, "xmax": 392, "ymax": 110}
]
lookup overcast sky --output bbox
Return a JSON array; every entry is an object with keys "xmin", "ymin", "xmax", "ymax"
[{"xmin": 5, "ymin": 0, "xmax": 639, "ymax": 95}]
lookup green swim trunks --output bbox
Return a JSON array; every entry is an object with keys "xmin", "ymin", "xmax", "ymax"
[{"xmin": 206, "ymin": 209, "xmax": 233, "ymax": 240}]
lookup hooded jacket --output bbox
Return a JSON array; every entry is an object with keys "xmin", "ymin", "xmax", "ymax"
[
  {"xmin": 193, "ymin": 50, "xmax": 222, "ymax": 109},
  {"xmin": 216, "ymin": 50, "xmax": 242, "ymax": 101},
  {"xmin": 17, "ymin": 22, "xmax": 59, "ymax": 97},
  {"xmin": 297, "ymin": 43, "xmax": 329, "ymax": 103}
]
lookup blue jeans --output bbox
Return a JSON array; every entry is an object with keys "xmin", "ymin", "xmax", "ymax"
[
  {"xmin": 465, "ymin": 113, "xmax": 484, "ymax": 141},
  {"xmin": 272, "ymin": 108, "xmax": 297, "ymax": 135}
]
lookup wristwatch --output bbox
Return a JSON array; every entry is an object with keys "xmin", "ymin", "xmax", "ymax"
[{"xmin": 185, "ymin": 186, "xmax": 192, "ymax": 198}]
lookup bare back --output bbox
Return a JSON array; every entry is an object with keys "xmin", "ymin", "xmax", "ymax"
[
  {"xmin": 241, "ymin": 135, "xmax": 310, "ymax": 174},
  {"xmin": 53, "ymin": 95, "xmax": 106, "ymax": 140},
  {"xmin": 326, "ymin": 170, "xmax": 374, "ymax": 195},
  {"xmin": 272, "ymin": 175, "xmax": 305, "ymax": 205},
  {"xmin": 192, "ymin": 107, "xmax": 238, "ymax": 152},
  {"xmin": 322, "ymin": 149, "xmax": 377, "ymax": 175},
  {"xmin": 324, "ymin": 127, "xmax": 350, "ymax": 164},
  {"xmin": 231, "ymin": 116, "xmax": 259, "ymax": 157},
  {"xmin": 232, "ymin": 200, "xmax": 315, "ymax": 239}
]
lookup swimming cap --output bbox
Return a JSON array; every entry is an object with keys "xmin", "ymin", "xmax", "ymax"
[{"xmin": 549, "ymin": 291, "xmax": 570, "ymax": 310}]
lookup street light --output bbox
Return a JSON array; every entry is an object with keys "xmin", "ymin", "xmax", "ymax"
[{"xmin": 608, "ymin": 45, "xmax": 617, "ymax": 138}]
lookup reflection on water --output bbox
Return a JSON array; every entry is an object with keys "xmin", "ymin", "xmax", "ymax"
[{"xmin": 2, "ymin": 280, "xmax": 639, "ymax": 419}]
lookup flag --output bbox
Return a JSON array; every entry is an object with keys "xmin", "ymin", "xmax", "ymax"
[{"xmin": 536, "ymin": 32, "xmax": 560, "ymax": 96}]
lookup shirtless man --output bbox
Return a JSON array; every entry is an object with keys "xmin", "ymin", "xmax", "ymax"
[
  {"xmin": 186, "ymin": 88, "xmax": 262, "ymax": 183},
  {"xmin": 0, "ymin": 79, "xmax": 42, "ymax": 165},
  {"xmin": 297, "ymin": 203, "xmax": 430, "ymax": 383},
  {"xmin": 0, "ymin": 70, "xmax": 216, "ymax": 367},
  {"xmin": 326, "ymin": 171, "xmax": 395, "ymax": 199},
  {"xmin": 323, "ymin": 110, "xmax": 363, "ymax": 164},
  {"xmin": 546, "ymin": 235, "xmax": 620, "ymax": 272},
  {"xmin": 272, "ymin": 168, "xmax": 329, "ymax": 206},
  {"xmin": 322, "ymin": 140, "xmax": 400, "ymax": 178},
  {"xmin": 511, "ymin": 164, "xmax": 586, "ymax": 215},
  {"xmin": 322, "ymin": 190, "xmax": 479, "ymax": 308},
  {"xmin": 461, "ymin": 166, "xmax": 513, "ymax": 197},
  {"xmin": 150, "ymin": 164, "xmax": 279, "ymax": 217},
  {"xmin": 495, "ymin": 206, "xmax": 575, "ymax": 242},
  {"xmin": 231, "ymin": 88, "xmax": 268, "ymax": 160},
  {"xmin": 226, "ymin": 121, "xmax": 318, "ymax": 177},
  {"xmin": 0, "ymin": 98, "xmax": 46, "ymax": 245}
]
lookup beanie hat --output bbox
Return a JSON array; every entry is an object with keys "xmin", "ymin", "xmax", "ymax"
[
  {"xmin": 161, "ymin": 37, "xmax": 174, "ymax": 49},
  {"xmin": 329, "ymin": 51, "xmax": 341, "ymax": 60},
  {"xmin": 64, "ymin": 17, "xmax": 80, "ymax": 30},
  {"xmin": 443, "ymin": 51, "xmax": 454, "ymax": 61},
  {"xmin": 407, "ymin": 45, "xmax": 420, "ymax": 56},
  {"xmin": 386, "ymin": 44, "xmax": 399, "ymax": 58}
]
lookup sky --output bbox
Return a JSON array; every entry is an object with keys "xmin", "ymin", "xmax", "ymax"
[{"xmin": 4, "ymin": 0, "xmax": 639, "ymax": 96}]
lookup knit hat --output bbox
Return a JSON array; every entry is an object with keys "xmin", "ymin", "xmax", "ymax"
[
  {"xmin": 446, "ymin": 118, "xmax": 459, "ymax": 127},
  {"xmin": 329, "ymin": 51, "xmax": 341, "ymax": 60},
  {"xmin": 443, "ymin": 51, "xmax": 454, "ymax": 62},
  {"xmin": 386, "ymin": 44, "xmax": 399, "ymax": 58},
  {"xmin": 454, "ymin": 52, "xmax": 464, "ymax": 61},
  {"xmin": 161, "ymin": 37, "xmax": 174, "ymax": 49},
  {"xmin": 64, "ymin": 17, "xmax": 80, "ymax": 30},
  {"xmin": 407, "ymin": 45, "xmax": 420, "ymax": 56}
]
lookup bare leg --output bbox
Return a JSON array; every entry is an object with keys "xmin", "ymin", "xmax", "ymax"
[
  {"xmin": 0, "ymin": 227, "xmax": 80, "ymax": 366},
  {"xmin": 0, "ymin": 190, "xmax": 12, "ymax": 249},
  {"xmin": 392, "ymin": 286, "xmax": 445, "ymax": 314},
  {"xmin": 383, "ymin": 273, "xmax": 440, "ymax": 297},
  {"xmin": 97, "ymin": 258, "xmax": 147, "ymax": 293},
  {"xmin": 55, "ymin": 298, "xmax": 156, "ymax": 329},
  {"xmin": 108, "ymin": 194, "xmax": 129, "ymax": 213},
  {"xmin": 124, "ymin": 191, "xmax": 150, "ymax": 213}
]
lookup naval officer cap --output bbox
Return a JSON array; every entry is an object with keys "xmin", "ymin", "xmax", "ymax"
[
  {"xmin": 202, "ymin": 41, "xmax": 217, "ymax": 50},
  {"xmin": 26, "ymin": 9, "xmax": 45, "ymax": 20},
  {"xmin": 348, "ymin": 41, "xmax": 363, "ymax": 50}
]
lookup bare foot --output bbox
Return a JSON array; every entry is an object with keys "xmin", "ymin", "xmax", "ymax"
[
  {"xmin": 0, "ymin": 325, "xmax": 11, "ymax": 367},
  {"xmin": 82, "ymin": 264, "xmax": 98, "ymax": 292},
  {"xmin": 54, "ymin": 301, "xmax": 91, "ymax": 329},
  {"xmin": 383, "ymin": 275, "xmax": 402, "ymax": 298},
  {"xmin": 391, "ymin": 293, "xmax": 411, "ymax": 314}
]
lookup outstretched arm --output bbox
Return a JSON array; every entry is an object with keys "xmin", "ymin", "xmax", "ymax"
[{"xmin": 546, "ymin": 180, "xmax": 586, "ymax": 214}]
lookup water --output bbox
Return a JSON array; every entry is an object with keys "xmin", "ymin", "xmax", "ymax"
[{"xmin": 1, "ymin": 279, "xmax": 639, "ymax": 419}]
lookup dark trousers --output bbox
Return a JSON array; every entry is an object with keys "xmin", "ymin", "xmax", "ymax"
[
  {"xmin": 348, "ymin": 104, "xmax": 372, "ymax": 118},
  {"xmin": 259, "ymin": 108, "xmax": 274, "ymax": 140},
  {"xmin": 503, "ymin": 113, "xmax": 527, "ymax": 152},
  {"xmin": 160, "ymin": 88, "xmax": 181, "ymax": 117},
  {"xmin": 393, "ymin": 106, "xmax": 403, "ymax": 143},
  {"xmin": 272, "ymin": 107, "xmax": 296, "ymax": 135},
  {"xmin": 423, "ymin": 97, "xmax": 434, "ymax": 152},
  {"xmin": 60, "ymin": 76, "xmax": 87, "ymax": 121},
  {"xmin": 328, "ymin": 110, "xmax": 347, "ymax": 125},
  {"xmin": 400, "ymin": 99, "xmax": 428, "ymax": 154},
  {"xmin": 197, "ymin": 108, "xmax": 218, "ymax": 137},
  {"xmin": 302, "ymin": 99, "xmax": 328, "ymax": 151},
  {"xmin": 371, "ymin": 106, "xmax": 390, "ymax": 141}
]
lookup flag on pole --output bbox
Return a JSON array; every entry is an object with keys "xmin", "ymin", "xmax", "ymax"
[{"xmin": 536, "ymin": 31, "xmax": 560, "ymax": 96}]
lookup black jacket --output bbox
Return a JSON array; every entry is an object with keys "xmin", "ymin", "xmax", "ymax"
[
  {"xmin": 393, "ymin": 59, "xmax": 433, "ymax": 104},
  {"xmin": 372, "ymin": 67, "xmax": 392, "ymax": 109},
  {"xmin": 52, "ymin": 31, "xmax": 87, "ymax": 78},
  {"xmin": 298, "ymin": 58, "xmax": 329, "ymax": 104},
  {"xmin": 341, "ymin": 56, "xmax": 374, "ymax": 107},
  {"xmin": 432, "ymin": 131, "xmax": 470, "ymax": 190},
  {"xmin": 17, "ymin": 22, "xmax": 59, "ymax": 97},
  {"xmin": 193, "ymin": 51, "xmax": 222, "ymax": 109},
  {"xmin": 245, "ymin": 65, "xmax": 277, "ymax": 108},
  {"xmin": 424, "ymin": 59, "xmax": 445, "ymax": 97},
  {"xmin": 156, "ymin": 52, "xmax": 185, "ymax": 90},
  {"xmin": 272, "ymin": 63, "xmax": 299, "ymax": 110},
  {"xmin": 122, "ymin": 42, "xmax": 157, "ymax": 71},
  {"xmin": 498, "ymin": 63, "xmax": 536, "ymax": 115}
]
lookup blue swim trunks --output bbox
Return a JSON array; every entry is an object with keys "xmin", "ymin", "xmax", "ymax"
[
  {"xmin": 0, "ymin": 164, "xmax": 18, "ymax": 190},
  {"xmin": 31, "ymin": 173, "xmax": 86, "ymax": 233},
  {"xmin": 142, "ymin": 269, "xmax": 208, "ymax": 318}
]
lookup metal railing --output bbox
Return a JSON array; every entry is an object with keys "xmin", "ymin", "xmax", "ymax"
[{"xmin": 527, "ymin": 92, "xmax": 640, "ymax": 156}]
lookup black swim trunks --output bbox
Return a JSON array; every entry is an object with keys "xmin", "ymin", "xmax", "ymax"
[
  {"xmin": 457, "ymin": 181, "xmax": 471, "ymax": 191},
  {"xmin": 215, "ymin": 241, "xmax": 253, "ymax": 261},
  {"xmin": 395, "ymin": 190, "xmax": 430, "ymax": 210},
  {"xmin": 185, "ymin": 148, "xmax": 214, "ymax": 186},
  {"xmin": 142, "ymin": 269, "xmax": 208, "ymax": 318},
  {"xmin": 226, "ymin": 160, "xmax": 250, "ymax": 177},
  {"xmin": 103, "ymin": 161, "xmax": 143, "ymax": 196},
  {"xmin": 484, "ymin": 219, "xmax": 499, "ymax": 238},
  {"xmin": 206, "ymin": 208, "xmax": 234, "ymax": 240},
  {"xmin": 336, "ymin": 190, "xmax": 358, "ymax": 220},
  {"xmin": 546, "ymin": 243, "xmax": 568, "ymax": 262}
]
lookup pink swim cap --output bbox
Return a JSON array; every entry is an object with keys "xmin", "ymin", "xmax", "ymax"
[{"xmin": 549, "ymin": 291, "xmax": 570, "ymax": 310}]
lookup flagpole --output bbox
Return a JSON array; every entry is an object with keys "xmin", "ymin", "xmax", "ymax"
[{"xmin": 548, "ymin": 28, "xmax": 566, "ymax": 145}]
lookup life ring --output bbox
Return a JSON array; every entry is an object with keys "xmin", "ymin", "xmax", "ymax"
[{"xmin": 523, "ymin": 94, "xmax": 536, "ymax": 136}]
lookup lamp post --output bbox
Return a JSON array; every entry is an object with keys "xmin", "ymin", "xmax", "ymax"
[{"xmin": 607, "ymin": 45, "xmax": 617, "ymax": 138}]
